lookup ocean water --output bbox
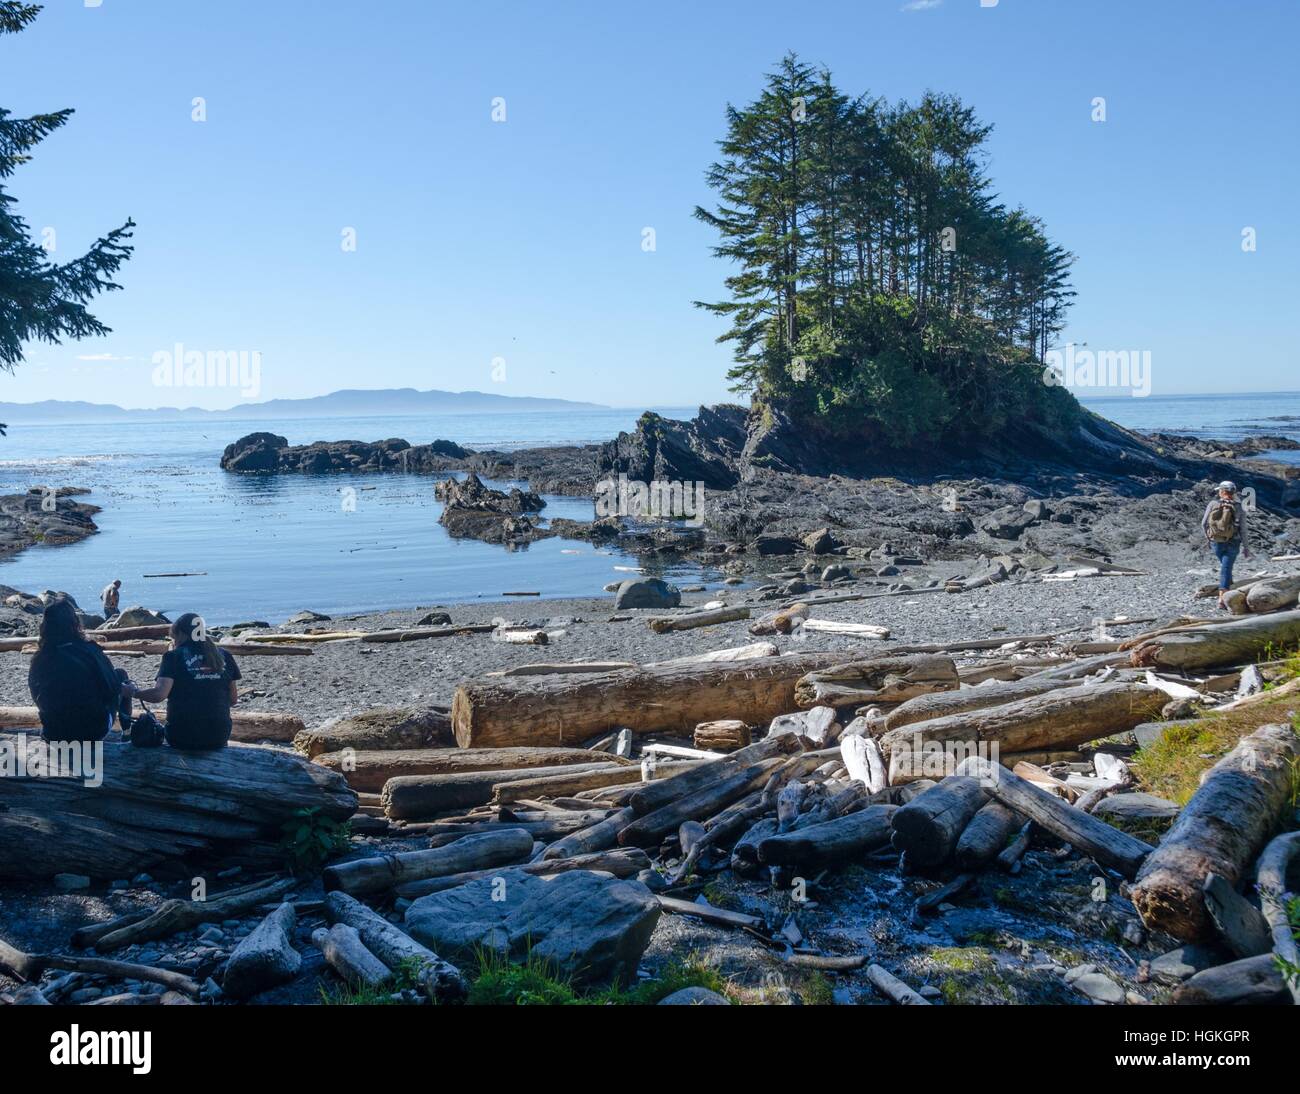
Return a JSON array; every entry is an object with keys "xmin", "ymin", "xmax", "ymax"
[{"xmin": 1, "ymin": 392, "xmax": 1296, "ymax": 622}]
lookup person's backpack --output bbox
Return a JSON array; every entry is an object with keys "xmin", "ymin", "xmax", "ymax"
[
  {"xmin": 129, "ymin": 708, "xmax": 165, "ymax": 748},
  {"xmin": 1207, "ymin": 500, "xmax": 1239, "ymax": 543}
]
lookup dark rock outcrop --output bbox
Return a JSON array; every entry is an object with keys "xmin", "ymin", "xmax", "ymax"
[
  {"xmin": 434, "ymin": 472, "xmax": 548, "ymax": 545},
  {"xmin": 598, "ymin": 406, "xmax": 748, "ymax": 491},
  {"xmin": 0, "ymin": 488, "xmax": 100, "ymax": 558}
]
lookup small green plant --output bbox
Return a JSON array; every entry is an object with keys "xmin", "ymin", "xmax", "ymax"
[
  {"xmin": 280, "ymin": 807, "xmax": 350, "ymax": 875},
  {"xmin": 467, "ymin": 948, "xmax": 579, "ymax": 1005},
  {"xmin": 1274, "ymin": 895, "xmax": 1300, "ymax": 991}
]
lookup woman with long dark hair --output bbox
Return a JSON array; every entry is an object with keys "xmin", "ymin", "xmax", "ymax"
[
  {"xmin": 126, "ymin": 612, "xmax": 241, "ymax": 750},
  {"xmin": 27, "ymin": 598, "xmax": 127, "ymax": 742}
]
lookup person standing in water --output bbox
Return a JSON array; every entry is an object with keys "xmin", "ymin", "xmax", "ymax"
[
  {"xmin": 100, "ymin": 578, "xmax": 121, "ymax": 619},
  {"xmin": 1202, "ymin": 480, "xmax": 1250, "ymax": 609}
]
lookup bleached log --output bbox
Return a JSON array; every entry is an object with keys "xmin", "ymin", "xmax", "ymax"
[
  {"xmin": 222, "ymin": 902, "xmax": 301, "ymax": 1000},
  {"xmin": 647, "ymin": 606, "xmax": 750, "ymax": 632},
  {"xmin": 617, "ymin": 758, "xmax": 787, "ymax": 847},
  {"xmin": 381, "ymin": 762, "xmax": 628, "ymax": 818},
  {"xmin": 94, "ymin": 878, "xmax": 295, "ymax": 952},
  {"xmin": 451, "ymin": 652, "xmax": 857, "ymax": 748},
  {"xmin": 311, "ymin": 924, "xmax": 393, "ymax": 991},
  {"xmin": 756, "ymin": 805, "xmax": 898, "ymax": 868},
  {"xmin": 693, "ymin": 719, "xmax": 751, "ymax": 752},
  {"xmin": 1245, "ymin": 574, "xmax": 1300, "ymax": 613},
  {"xmin": 797, "ymin": 619, "xmax": 890, "ymax": 640},
  {"xmin": 364, "ymin": 624, "xmax": 496, "ymax": 643},
  {"xmin": 840, "ymin": 735, "xmax": 886, "ymax": 794},
  {"xmin": 794, "ymin": 654, "xmax": 958, "ymax": 710},
  {"xmin": 954, "ymin": 756, "xmax": 1152, "ymax": 878},
  {"xmin": 312, "ymin": 745, "xmax": 618, "ymax": 793},
  {"xmin": 628, "ymin": 734, "xmax": 802, "ymax": 816},
  {"xmin": 293, "ymin": 706, "xmax": 454, "ymax": 757},
  {"xmin": 881, "ymin": 677, "xmax": 1064, "ymax": 732},
  {"xmin": 322, "ymin": 828, "xmax": 534, "ymax": 896},
  {"xmin": 1131, "ymin": 724, "xmax": 1300, "ymax": 940},
  {"xmin": 1129, "ymin": 609, "xmax": 1300, "ymax": 670},
  {"xmin": 647, "ymin": 642, "xmax": 778, "ymax": 667},
  {"xmin": 540, "ymin": 807, "xmax": 636, "ymax": 860},
  {"xmin": 866, "ymin": 964, "xmax": 930, "ymax": 1005},
  {"xmin": 491, "ymin": 764, "xmax": 655, "ymax": 805},
  {"xmin": 323, "ymin": 891, "xmax": 467, "ymax": 1002},
  {"xmin": 954, "ymin": 801, "xmax": 1022, "ymax": 870}
]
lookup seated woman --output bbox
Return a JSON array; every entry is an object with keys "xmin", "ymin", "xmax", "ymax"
[
  {"xmin": 27, "ymin": 598, "xmax": 127, "ymax": 742},
  {"xmin": 127, "ymin": 612, "xmax": 241, "ymax": 750}
]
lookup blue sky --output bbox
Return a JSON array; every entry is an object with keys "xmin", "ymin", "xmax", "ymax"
[{"xmin": 2, "ymin": 0, "xmax": 1296, "ymax": 410}]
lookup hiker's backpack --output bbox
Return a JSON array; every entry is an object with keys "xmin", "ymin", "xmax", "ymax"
[{"xmin": 1207, "ymin": 500, "xmax": 1239, "ymax": 543}]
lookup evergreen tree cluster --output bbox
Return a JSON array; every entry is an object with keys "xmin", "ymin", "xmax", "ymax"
[{"xmin": 695, "ymin": 54, "xmax": 1079, "ymax": 448}]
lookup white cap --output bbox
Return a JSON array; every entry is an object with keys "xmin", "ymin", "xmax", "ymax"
[{"xmin": 1217, "ymin": 480, "xmax": 1237, "ymax": 493}]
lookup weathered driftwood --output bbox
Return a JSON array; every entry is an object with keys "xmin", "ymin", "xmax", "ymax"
[
  {"xmin": 365, "ymin": 623, "xmax": 496, "ymax": 643},
  {"xmin": 0, "ymin": 705, "xmax": 304, "ymax": 742},
  {"xmin": 756, "ymin": 805, "xmax": 898, "ymax": 868},
  {"xmin": 491, "ymin": 764, "xmax": 653, "ymax": 805},
  {"xmin": 881, "ymin": 682, "xmax": 1164, "ymax": 783},
  {"xmin": 451, "ymin": 653, "xmax": 856, "ymax": 748},
  {"xmin": 646, "ymin": 642, "xmax": 778, "ymax": 668},
  {"xmin": 293, "ymin": 706, "xmax": 454, "ymax": 758},
  {"xmin": 540, "ymin": 807, "xmax": 637, "ymax": 860},
  {"xmin": 0, "ymin": 738, "xmax": 354, "ymax": 881},
  {"xmin": 794, "ymin": 654, "xmax": 958, "ymax": 710},
  {"xmin": 393, "ymin": 848, "xmax": 652, "ymax": 899},
  {"xmin": 312, "ymin": 745, "xmax": 619, "ymax": 793},
  {"xmin": 1131, "ymin": 724, "xmax": 1300, "ymax": 941},
  {"xmin": 954, "ymin": 757, "xmax": 1152, "ymax": 879},
  {"xmin": 840, "ymin": 734, "xmax": 887, "ymax": 793},
  {"xmin": 416, "ymin": 810, "xmax": 614, "ymax": 846},
  {"xmin": 693, "ymin": 719, "xmax": 751, "ymax": 752},
  {"xmin": 311, "ymin": 924, "xmax": 393, "ymax": 991},
  {"xmin": 1170, "ymin": 953, "xmax": 1290, "ymax": 1005},
  {"xmin": 657, "ymin": 895, "xmax": 765, "ymax": 930},
  {"xmin": 1129, "ymin": 608, "xmax": 1300, "ymax": 670},
  {"xmin": 881, "ymin": 677, "xmax": 1064, "ymax": 732},
  {"xmin": 954, "ymin": 801, "xmax": 1022, "ymax": 870},
  {"xmin": 381, "ymin": 762, "xmax": 628, "ymax": 819},
  {"xmin": 890, "ymin": 776, "xmax": 988, "ymax": 868},
  {"xmin": 95, "ymin": 878, "xmax": 295, "ymax": 951},
  {"xmin": 996, "ymin": 821, "xmax": 1034, "ymax": 871},
  {"xmin": 0, "ymin": 937, "xmax": 205, "ymax": 997},
  {"xmin": 222, "ymin": 902, "xmax": 301, "ymax": 1000},
  {"xmin": 1256, "ymin": 829, "xmax": 1300, "ymax": 1004},
  {"xmin": 628, "ymin": 734, "xmax": 802, "ymax": 816},
  {"xmin": 1244, "ymin": 573, "xmax": 1300, "ymax": 613},
  {"xmin": 495, "ymin": 661, "xmax": 635, "ymax": 676},
  {"xmin": 618, "ymin": 758, "xmax": 787, "ymax": 847},
  {"xmin": 797, "ymin": 619, "xmax": 890, "ymax": 640},
  {"xmin": 323, "ymin": 891, "xmax": 467, "ymax": 1003},
  {"xmin": 750, "ymin": 602, "xmax": 809, "ymax": 636},
  {"xmin": 647, "ymin": 606, "xmax": 750, "ymax": 632},
  {"xmin": 1202, "ymin": 873, "xmax": 1271, "ymax": 959},
  {"xmin": 322, "ymin": 827, "xmax": 534, "ymax": 895},
  {"xmin": 866, "ymin": 964, "xmax": 930, "ymax": 1005}
]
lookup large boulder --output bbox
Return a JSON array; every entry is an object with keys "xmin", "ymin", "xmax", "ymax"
[
  {"xmin": 404, "ymin": 869, "xmax": 661, "ymax": 987},
  {"xmin": 614, "ymin": 577, "xmax": 680, "ymax": 610},
  {"xmin": 104, "ymin": 605, "xmax": 170, "ymax": 629},
  {"xmin": 220, "ymin": 432, "xmax": 288, "ymax": 472}
]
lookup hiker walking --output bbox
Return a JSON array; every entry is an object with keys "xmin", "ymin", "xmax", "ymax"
[
  {"xmin": 1202, "ymin": 480, "xmax": 1249, "ymax": 609},
  {"xmin": 100, "ymin": 578, "xmax": 121, "ymax": 619}
]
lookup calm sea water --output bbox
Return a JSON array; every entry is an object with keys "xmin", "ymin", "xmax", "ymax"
[{"xmin": 1, "ymin": 392, "xmax": 1295, "ymax": 622}]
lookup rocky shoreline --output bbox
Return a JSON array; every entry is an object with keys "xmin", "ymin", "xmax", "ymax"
[{"xmin": 0, "ymin": 487, "xmax": 99, "ymax": 559}]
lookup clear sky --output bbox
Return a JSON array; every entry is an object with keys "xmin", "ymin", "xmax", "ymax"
[{"xmin": 2, "ymin": 0, "xmax": 1296, "ymax": 410}]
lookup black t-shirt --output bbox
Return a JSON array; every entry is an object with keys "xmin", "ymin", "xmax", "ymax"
[
  {"xmin": 27, "ymin": 639, "xmax": 120, "ymax": 741},
  {"xmin": 158, "ymin": 642, "xmax": 241, "ymax": 748}
]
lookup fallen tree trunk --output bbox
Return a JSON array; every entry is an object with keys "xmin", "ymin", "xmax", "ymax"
[
  {"xmin": 312, "ymin": 924, "xmax": 393, "ymax": 991},
  {"xmin": 451, "ymin": 652, "xmax": 857, "ymax": 748},
  {"xmin": 954, "ymin": 756, "xmax": 1152, "ymax": 879},
  {"xmin": 0, "ymin": 940, "xmax": 204, "ymax": 997},
  {"xmin": 646, "ymin": 642, "xmax": 778, "ymax": 668},
  {"xmin": 1245, "ymin": 574, "xmax": 1300, "ymax": 613},
  {"xmin": 322, "ymin": 828, "xmax": 534, "ymax": 896},
  {"xmin": 617, "ymin": 758, "xmax": 787, "ymax": 848},
  {"xmin": 491, "ymin": 764, "xmax": 658, "ymax": 805},
  {"xmin": 0, "ymin": 737, "xmax": 355, "ymax": 880},
  {"xmin": 890, "ymin": 776, "xmax": 988, "ymax": 868},
  {"xmin": 323, "ymin": 891, "xmax": 467, "ymax": 1002},
  {"xmin": 954, "ymin": 801, "xmax": 1023, "ymax": 870},
  {"xmin": 417, "ymin": 810, "xmax": 615, "ymax": 846},
  {"xmin": 364, "ymin": 624, "xmax": 496, "ymax": 643},
  {"xmin": 1131, "ymin": 724, "xmax": 1300, "ymax": 941},
  {"xmin": 1256, "ymin": 831, "xmax": 1300, "ymax": 1004},
  {"xmin": 882, "ymin": 677, "xmax": 1064, "ymax": 733},
  {"xmin": 393, "ymin": 847, "xmax": 651, "ymax": 900},
  {"xmin": 381, "ymin": 762, "xmax": 630, "ymax": 819},
  {"xmin": 756, "ymin": 805, "xmax": 898, "ymax": 869},
  {"xmin": 540, "ymin": 807, "xmax": 636, "ymax": 860},
  {"xmin": 1129, "ymin": 609, "xmax": 1300, "ymax": 671},
  {"xmin": 793, "ymin": 655, "xmax": 958, "ymax": 710},
  {"xmin": 866, "ymin": 964, "xmax": 930, "ymax": 1005},
  {"xmin": 0, "ymin": 705, "xmax": 304, "ymax": 742},
  {"xmin": 293, "ymin": 706, "xmax": 454, "ymax": 758},
  {"xmin": 627, "ymin": 734, "xmax": 802, "ymax": 816},
  {"xmin": 95, "ymin": 878, "xmax": 296, "ymax": 951},
  {"xmin": 311, "ymin": 745, "xmax": 623, "ymax": 793},
  {"xmin": 647, "ymin": 606, "xmax": 750, "ymax": 632},
  {"xmin": 881, "ymin": 682, "xmax": 1164, "ymax": 783}
]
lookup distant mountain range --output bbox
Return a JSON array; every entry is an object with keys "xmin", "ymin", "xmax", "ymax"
[{"xmin": 0, "ymin": 388, "xmax": 610, "ymax": 423}]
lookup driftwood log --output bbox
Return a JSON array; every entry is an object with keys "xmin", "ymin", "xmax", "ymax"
[
  {"xmin": 1131, "ymin": 724, "xmax": 1300, "ymax": 941},
  {"xmin": 1129, "ymin": 609, "xmax": 1300, "ymax": 670},
  {"xmin": 628, "ymin": 734, "xmax": 802, "ymax": 816},
  {"xmin": 881, "ymin": 682, "xmax": 1164, "ymax": 783},
  {"xmin": 617, "ymin": 758, "xmax": 786, "ymax": 847},
  {"xmin": 793, "ymin": 655, "xmax": 958, "ymax": 709},
  {"xmin": 322, "ymin": 828, "xmax": 534, "ymax": 895},
  {"xmin": 1256, "ymin": 830, "xmax": 1300, "ymax": 1004},
  {"xmin": 323, "ymin": 891, "xmax": 467, "ymax": 1002},
  {"xmin": 311, "ymin": 745, "xmax": 625, "ymax": 793},
  {"xmin": 381, "ymin": 762, "xmax": 628, "ymax": 818},
  {"xmin": 890, "ymin": 776, "xmax": 989, "ymax": 868},
  {"xmin": 954, "ymin": 801, "xmax": 1023, "ymax": 870},
  {"xmin": 0, "ymin": 737, "xmax": 355, "ymax": 880},
  {"xmin": 95, "ymin": 877, "xmax": 296, "ymax": 951},
  {"xmin": 756, "ymin": 805, "xmax": 898, "ymax": 869},
  {"xmin": 954, "ymin": 756, "xmax": 1152, "ymax": 879},
  {"xmin": 0, "ymin": 705, "xmax": 304, "ymax": 743},
  {"xmin": 393, "ymin": 847, "xmax": 652, "ymax": 900},
  {"xmin": 311, "ymin": 924, "xmax": 393, "ymax": 991},
  {"xmin": 451, "ymin": 653, "xmax": 856, "ymax": 748},
  {"xmin": 881, "ymin": 677, "xmax": 1064, "ymax": 732},
  {"xmin": 293, "ymin": 706, "xmax": 454, "ymax": 758},
  {"xmin": 693, "ymin": 719, "xmax": 751, "ymax": 752},
  {"xmin": 540, "ymin": 807, "xmax": 637, "ymax": 859}
]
